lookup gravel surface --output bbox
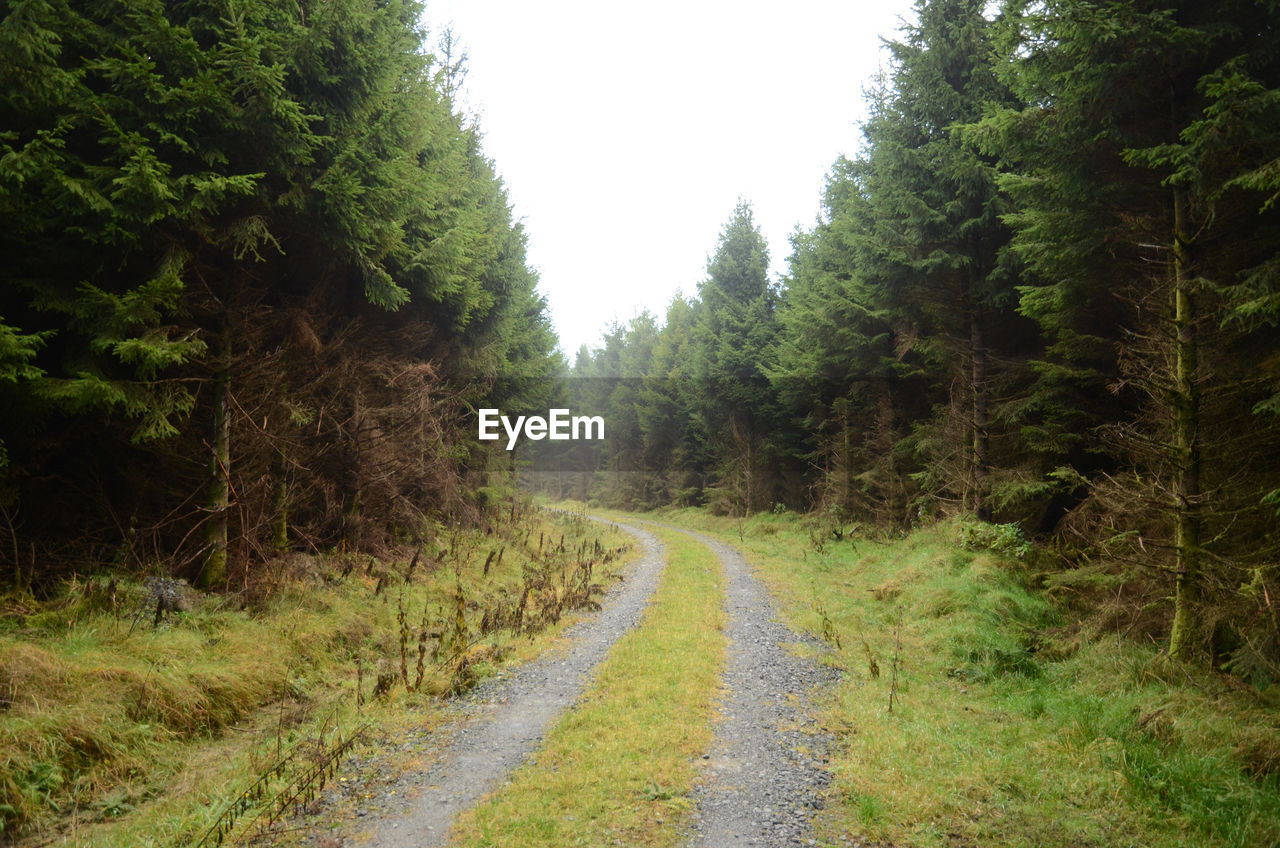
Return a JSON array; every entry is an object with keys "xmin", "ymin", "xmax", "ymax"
[
  {"xmin": 677, "ymin": 528, "xmax": 841, "ymax": 848},
  {"xmin": 291, "ymin": 520, "xmax": 839, "ymax": 848},
  {"xmin": 329, "ymin": 520, "xmax": 666, "ymax": 847}
]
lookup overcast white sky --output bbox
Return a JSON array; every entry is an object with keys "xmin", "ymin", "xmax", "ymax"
[{"xmin": 420, "ymin": 1, "xmax": 919, "ymax": 356}]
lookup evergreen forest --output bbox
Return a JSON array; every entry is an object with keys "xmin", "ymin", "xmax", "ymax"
[
  {"xmin": 1, "ymin": 0, "xmax": 560, "ymax": 588},
  {"xmin": 549, "ymin": 0, "xmax": 1280, "ymax": 670},
  {"xmin": 2, "ymin": 0, "xmax": 1280, "ymax": 842}
]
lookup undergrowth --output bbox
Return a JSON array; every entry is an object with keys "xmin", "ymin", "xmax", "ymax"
[{"xmin": 0, "ymin": 504, "xmax": 631, "ymax": 845}]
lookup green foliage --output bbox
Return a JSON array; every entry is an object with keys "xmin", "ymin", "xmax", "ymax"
[
  {"xmin": 0, "ymin": 322, "xmax": 47, "ymax": 384},
  {"xmin": 956, "ymin": 517, "xmax": 1033, "ymax": 560},
  {"xmin": 0, "ymin": 0, "xmax": 559, "ymax": 580},
  {"xmin": 1115, "ymin": 732, "xmax": 1280, "ymax": 848}
]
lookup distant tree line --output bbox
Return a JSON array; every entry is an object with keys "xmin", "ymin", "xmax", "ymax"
[
  {"xmin": 540, "ymin": 0, "xmax": 1280, "ymax": 670},
  {"xmin": 0, "ymin": 0, "xmax": 559, "ymax": 588}
]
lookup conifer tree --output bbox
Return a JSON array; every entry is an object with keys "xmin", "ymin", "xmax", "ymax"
[
  {"xmin": 639, "ymin": 295, "xmax": 704, "ymax": 505},
  {"xmin": 854, "ymin": 0, "xmax": 1029, "ymax": 520},
  {"xmin": 771, "ymin": 156, "xmax": 918, "ymax": 523},
  {"xmin": 692, "ymin": 200, "xmax": 780, "ymax": 513},
  {"xmin": 987, "ymin": 0, "xmax": 1280, "ymax": 660}
]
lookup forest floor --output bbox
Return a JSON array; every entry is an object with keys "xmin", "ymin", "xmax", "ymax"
[{"xmin": 0, "ymin": 508, "xmax": 637, "ymax": 846}]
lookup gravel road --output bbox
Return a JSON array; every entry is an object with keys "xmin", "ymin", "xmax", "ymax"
[
  {"xmin": 677, "ymin": 527, "xmax": 840, "ymax": 848},
  {"xmin": 339, "ymin": 520, "xmax": 666, "ymax": 847},
  {"xmin": 296, "ymin": 519, "xmax": 837, "ymax": 848}
]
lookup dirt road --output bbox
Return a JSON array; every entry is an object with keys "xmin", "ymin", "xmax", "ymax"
[{"xmin": 305, "ymin": 518, "xmax": 835, "ymax": 847}]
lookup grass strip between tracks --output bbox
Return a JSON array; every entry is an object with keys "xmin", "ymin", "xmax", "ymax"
[{"xmin": 450, "ymin": 522, "xmax": 725, "ymax": 847}]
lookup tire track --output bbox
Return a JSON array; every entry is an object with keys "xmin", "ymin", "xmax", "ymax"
[
  {"xmin": 672, "ymin": 527, "xmax": 839, "ymax": 848},
  {"xmin": 347, "ymin": 520, "xmax": 667, "ymax": 847}
]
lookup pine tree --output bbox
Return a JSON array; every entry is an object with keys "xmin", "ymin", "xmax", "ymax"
[
  {"xmin": 692, "ymin": 200, "xmax": 781, "ymax": 514},
  {"xmin": 987, "ymin": 0, "xmax": 1280, "ymax": 660},
  {"xmin": 853, "ymin": 0, "xmax": 1032, "ymax": 521}
]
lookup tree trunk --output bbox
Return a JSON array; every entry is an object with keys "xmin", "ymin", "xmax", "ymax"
[
  {"xmin": 271, "ymin": 469, "xmax": 288, "ymax": 553},
  {"xmin": 1169, "ymin": 187, "xmax": 1201, "ymax": 661},
  {"xmin": 343, "ymin": 387, "xmax": 365, "ymax": 548},
  {"xmin": 842, "ymin": 408, "xmax": 854, "ymax": 514},
  {"xmin": 970, "ymin": 308, "xmax": 991, "ymax": 521},
  {"xmin": 202, "ymin": 346, "xmax": 230, "ymax": 588},
  {"xmin": 874, "ymin": 381, "xmax": 900, "ymax": 526}
]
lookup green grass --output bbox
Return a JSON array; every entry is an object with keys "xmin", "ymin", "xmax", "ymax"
[
  {"xmin": 0, "ymin": 508, "xmax": 634, "ymax": 845},
  {"xmin": 641, "ymin": 507, "xmax": 1280, "ymax": 848},
  {"xmin": 19, "ymin": 498, "xmax": 1278, "ymax": 847},
  {"xmin": 450, "ymin": 521, "xmax": 725, "ymax": 848}
]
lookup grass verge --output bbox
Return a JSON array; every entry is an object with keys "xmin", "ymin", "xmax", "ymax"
[
  {"xmin": 449, "ymin": 520, "xmax": 725, "ymax": 848},
  {"xmin": 640, "ymin": 506, "xmax": 1280, "ymax": 848},
  {"xmin": 0, "ymin": 506, "xmax": 634, "ymax": 846}
]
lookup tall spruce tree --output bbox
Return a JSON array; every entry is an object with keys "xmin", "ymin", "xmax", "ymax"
[
  {"xmin": 854, "ymin": 0, "xmax": 1030, "ymax": 521},
  {"xmin": 639, "ymin": 294, "xmax": 704, "ymax": 505},
  {"xmin": 692, "ymin": 200, "xmax": 781, "ymax": 514},
  {"xmin": 986, "ymin": 0, "xmax": 1280, "ymax": 660},
  {"xmin": 771, "ymin": 156, "xmax": 916, "ymax": 523}
]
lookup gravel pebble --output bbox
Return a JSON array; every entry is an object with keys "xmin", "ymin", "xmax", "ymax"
[{"xmin": 285, "ymin": 520, "xmax": 840, "ymax": 848}]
